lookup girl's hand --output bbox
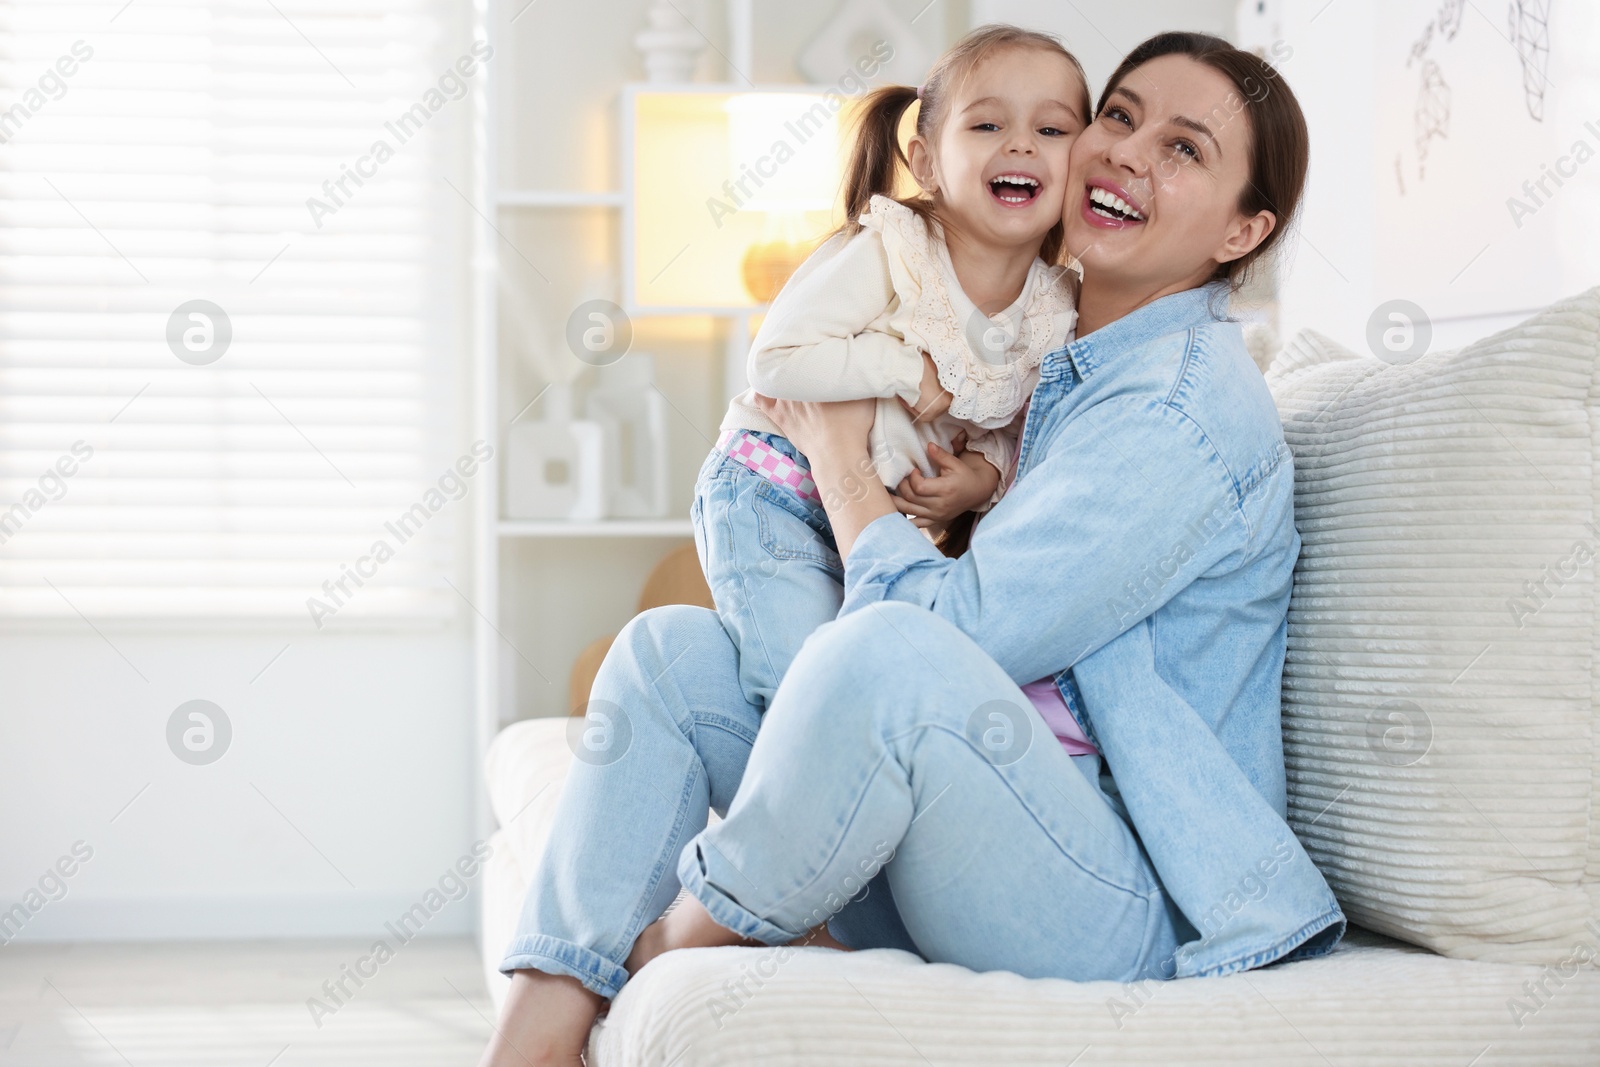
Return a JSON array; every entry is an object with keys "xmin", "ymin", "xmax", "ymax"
[
  {"xmin": 900, "ymin": 351, "xmax": 953, "ymax": 425},
  {"xmin": 750, "ymin": 394, "xmax": 876, "ymax": 465},
  {"xmin": 894, "ymin": 441, "xmax": 1001, "ymax": 528}
]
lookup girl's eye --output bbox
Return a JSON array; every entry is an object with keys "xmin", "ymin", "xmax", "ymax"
[
  {"xmin": 973, "ymin": 122, "xmax": 1000, "ymax": 131},
  {"xmin": 1039, "ymin": 126, "xmax": 1069, "ymax": 137}
]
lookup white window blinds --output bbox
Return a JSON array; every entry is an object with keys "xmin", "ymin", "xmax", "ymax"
[{"xmin": 0, "ymin": 0, "xmax": 471, "ymax": 623}]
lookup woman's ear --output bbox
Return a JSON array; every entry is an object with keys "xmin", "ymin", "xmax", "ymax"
[
  {"xmin": 1214, "ymin": 209, "xmax": 1275, "ymax": 268},
  {"xmin": 906, "ymin": 134, "xmax": 939, "ymax": 195}
]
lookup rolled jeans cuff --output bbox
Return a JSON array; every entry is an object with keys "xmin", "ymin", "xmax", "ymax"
[
  {"xmin": 677, "ymin": 837, "xmax": 800, "ymax": 946},
  {"xmin": 499, "ymin": 934, "xmax": 631, "ymax": 1001}
]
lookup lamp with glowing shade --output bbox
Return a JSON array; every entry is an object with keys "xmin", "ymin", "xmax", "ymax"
[
  {"xmin": 723, "ymin": 93, "xmax": 840, "ymax": 302},
  {"xmin": 623, "ymin": 85, "xmax": 849, "ymax": 314}
]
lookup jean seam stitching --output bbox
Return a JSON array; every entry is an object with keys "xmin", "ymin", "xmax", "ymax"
[
  {"xmin": 614, "ymin": 767, "xmax": 695, "ymax": 961},
  {"xmin": 755, "ymin": 481, "xmax": 840, "ymax": 566},
  {"xmin": 501, "ymin": 935, "xmax": 628, "ymax": 998},
  {"xmin": 728, "ymin": 481, "xmax": 784, "ymax": 698},
  {"xmin": 893, "ymin": 721, "xmax": 1158, "ymax": 898},
  {"xmin": 744, "ymin": 720, "xmax": 1151, "ymax": 920},
  {"xmin": 680, "ymin": 844, "xmax": 797, "ymax": 943},
  {"xmin": 607, "ymin": 689, "xmax": 705, "ymax": 963},
  {"xmin": 751, "ymin": 746, "xmax": 900, "ymax": 919},
  {"xmin": 694, "ymin": 711, "xmax": 759, "ymax": 749}
]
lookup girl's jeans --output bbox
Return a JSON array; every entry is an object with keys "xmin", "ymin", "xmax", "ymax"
[
  {"xmin": 498, "ymin": 600, "xmax": 1190, "ymax": 1000},
  {"xmin": 689, "ymin": 430, "xmax": 844, "ymax": 709}
]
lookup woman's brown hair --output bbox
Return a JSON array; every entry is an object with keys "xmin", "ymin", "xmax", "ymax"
[
  {"xmin": 829, "ymin": 24, "xmax": 1091, "ymax": 266},
  {"xmin": 1097, "ymin": 32, "xmax": 1308, "ymax": 287}
]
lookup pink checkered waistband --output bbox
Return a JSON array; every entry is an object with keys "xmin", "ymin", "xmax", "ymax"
[{"xmin": 717, "ymin": 429, "xmax": 822, "ymax": 505}]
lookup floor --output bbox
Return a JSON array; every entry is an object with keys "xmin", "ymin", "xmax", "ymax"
[{"xmin": 0, "ymin": 937, "xmax": 494, "ymax": 1066}]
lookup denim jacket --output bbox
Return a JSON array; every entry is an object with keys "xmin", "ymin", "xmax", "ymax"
[{"xmin": 841, "ymin": 282, "xmax": 1346, "ymax": 978}]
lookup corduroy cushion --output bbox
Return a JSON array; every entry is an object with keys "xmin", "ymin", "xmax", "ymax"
[{"xmin": 1266, "ymin": 288, "xmax": 1600, "ymax": 964}]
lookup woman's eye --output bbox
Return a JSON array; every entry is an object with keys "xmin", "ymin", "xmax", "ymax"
[
  {"xmin": 1174, "ymin": 139, "xmax": 1199, "ymax": 159},
  {"xmin": 1102, "ymin": 106, "xmax": 1132, "ymax": 127}
]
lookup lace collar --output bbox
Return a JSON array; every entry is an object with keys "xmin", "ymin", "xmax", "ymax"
[{"xmin": 858, "ymin": 194, "xmax": 1077, "ymax": 428}]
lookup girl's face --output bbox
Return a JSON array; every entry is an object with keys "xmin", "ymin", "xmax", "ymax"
[
  {"xmin": 1063, "ymin": 54, "xmax": 1275, "ymax": 294},
  {"xmin": 908, "ymin": 49, "xmax": 1087, "ymax": 251}
]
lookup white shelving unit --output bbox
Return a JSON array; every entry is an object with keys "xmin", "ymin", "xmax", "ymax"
[
  {"xmin": 495, "ymin": 190, "xmax": 626, "ymax": 208},
  {"xmin": 497, "ymin": 519, "xmax": 695, "ymax": 538},
  {"xmin": 468, "ymin": 2, "xmax": 765, "ymax": 847}
]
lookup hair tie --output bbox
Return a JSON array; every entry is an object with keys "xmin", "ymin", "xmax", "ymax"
[{"xmin": 915, "ymin": 84, "xmax": 925, "ymax": 100}]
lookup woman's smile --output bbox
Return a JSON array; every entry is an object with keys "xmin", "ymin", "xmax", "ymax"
[{"xmin": 1079, "ymin": 176, "xmax": 1147, "ymax": 229}]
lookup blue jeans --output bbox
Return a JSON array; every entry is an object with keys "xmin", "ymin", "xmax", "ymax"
[
  {"xmin": 498, "ymin": 601, "xmax": 1191, "ymax": 999},
  {"xmin": 690, "ymin": 432, "xmax": 844, "ymax": 708}
]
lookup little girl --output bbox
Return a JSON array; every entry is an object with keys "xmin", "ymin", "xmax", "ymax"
[{"xmin": 693, "ymin": 24, "xmax": 1088, "ymax": 711}]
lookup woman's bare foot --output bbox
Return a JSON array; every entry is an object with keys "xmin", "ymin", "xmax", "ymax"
[
  {"xmin": 477, "ymin": 969, "xmax": 603, "ymax": 1067},
  {"xmin": 626, "ymin": 894, "xmax": 858, "ymax": 979},
  {"xmin": 626, "ymin": 893, "xmax": 760, "ymax": 975},
  {"xmin": 792, "ymin": 922, "xmax": 853, "ymax": 952}
]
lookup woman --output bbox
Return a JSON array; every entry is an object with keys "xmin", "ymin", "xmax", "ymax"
[{"xmin": 481, "ymin": 32, "xmax": 1344, "ymax": 1067}]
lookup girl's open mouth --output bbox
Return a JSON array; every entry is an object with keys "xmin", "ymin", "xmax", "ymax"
[{"xmin": 988, "ymin": 174, "xmax": 1042, "ymax": 205}]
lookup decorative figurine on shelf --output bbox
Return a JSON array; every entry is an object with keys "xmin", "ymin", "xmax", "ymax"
[
  {"xmin": 585, "ymin": 355, "xmax": 670, "ymax": 518},
  {"xmin": 504, "ymin": 382, "xmax": 606, "ymax": 521},
  {"xmin": 634, "ymin": 0, "xmax": 704, "ymax": 83},
  {"xmin": 797, "ymin": 0, "xmax": 933, "ymax": 87}
]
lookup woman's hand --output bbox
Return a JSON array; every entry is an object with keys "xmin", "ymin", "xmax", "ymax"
[
  {"xmin": 901, "ymin": 351, "xmax": 953, "ymax": 425},
  {"xmin": 894, "ymin": 438, "xmax": 1001, "ymax": 529},
  {"xmin": 750, "ymin": 393, "xmax": 892, "ymax": 561},
  {"xmin": 751, "ymin": 394, "xmax": 876, "ymax": 467}
]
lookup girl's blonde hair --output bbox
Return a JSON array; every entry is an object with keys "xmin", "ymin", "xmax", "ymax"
[{"xmin": 830, "ymin": 24, "xmax": 1090, "ymax": 266}]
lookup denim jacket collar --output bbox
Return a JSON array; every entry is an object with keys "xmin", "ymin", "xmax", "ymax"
[{"xmin": 1042, "ymin": 281, "xmax": 1232, "ymax": 384}]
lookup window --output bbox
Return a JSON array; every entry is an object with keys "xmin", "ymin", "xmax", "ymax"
[{"xmin": 0, "ymin": 0, "xmax": 476, "ymax": 623}]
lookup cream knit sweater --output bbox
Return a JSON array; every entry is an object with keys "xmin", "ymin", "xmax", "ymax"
[{"xmin": 721, "ymin": 195, "xmax": 1078, "ymax": 507}]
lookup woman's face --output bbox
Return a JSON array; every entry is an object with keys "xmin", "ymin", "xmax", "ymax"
[{"xmin": 1063, "ymin": 54, "xmax": 1274, "ymax": 294}]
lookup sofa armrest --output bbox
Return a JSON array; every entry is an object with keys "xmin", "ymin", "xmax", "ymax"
[{"xmin": 485, "ymin": 717, "xmax": 574, "ymax": 877}]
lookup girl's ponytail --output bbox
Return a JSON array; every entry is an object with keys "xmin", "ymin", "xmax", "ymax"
[{"xmin": 836, "ymin": 84, "xmax": 919, "ymax": 237}]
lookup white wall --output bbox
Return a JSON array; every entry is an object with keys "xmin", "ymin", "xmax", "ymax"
[
  {"xmin": 1, "ymin": 630, "xmax": 477, "ymax": 940},
  {"xmin": 1258, "ymin": 0, "xmax": 1600, "ymax": 351},
  {"xmin": 971, "ymin": 0, "xmax": 1237, "ymax": 98},
  {"xmin": 1242, "ymin": 0, "xmax": 1379, "ymax": 348}
]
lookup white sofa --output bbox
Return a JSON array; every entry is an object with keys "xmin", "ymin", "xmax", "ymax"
[
  {"xmin": 480, "ymin": 720, "xmax": 1598, "ymax": 1065},
  {"xmin": 480, "ymin": 291, "xmax": 1600, "ymax": 1064}
]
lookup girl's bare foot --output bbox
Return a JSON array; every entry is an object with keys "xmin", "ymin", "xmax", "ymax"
[{"xmin": 477, "ymin": 969, "xmax": 603, "ymax": 1067}]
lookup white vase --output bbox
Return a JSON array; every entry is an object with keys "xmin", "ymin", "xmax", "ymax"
[
  {"xmin": 585, "ymin": 356, "xmax": 669, "ymax": 518},
  {"xmin": 634, "ymin": 0, "xmax": 703, "ymax": 83},
  {"xmin": 504, "ymin": 383, "xmax": 606, "ymax": 521}
]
